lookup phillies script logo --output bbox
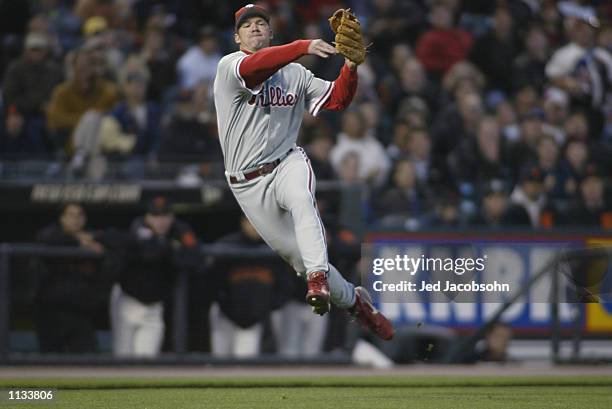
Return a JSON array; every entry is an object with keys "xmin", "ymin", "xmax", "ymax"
[{"xmin": 248, "ymin": 86, "xmax": 297, "ymax": 107}]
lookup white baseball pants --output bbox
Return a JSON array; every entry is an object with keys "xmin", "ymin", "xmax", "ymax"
[
  {"xmin": 209, "ymin": 303, "xmax": 263, "ymax": 357},
  {"xmin": 110, "ymin": 284, "xmax": 164, "ymax": 357},
  {"xmin": 229, "ymin": 147, "xmax": 355, "ymax": 309},
  {"xmin": 271, "ymin": 300, "xmax": 328, "ymax": 357}
]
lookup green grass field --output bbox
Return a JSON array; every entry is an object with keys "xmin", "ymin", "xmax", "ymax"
[{"xmin": 1, "ymin": 376, "xmax": 611, "ymax": 408}]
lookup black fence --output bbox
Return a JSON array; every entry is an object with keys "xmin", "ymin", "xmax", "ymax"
[
  {"xmin": 1, "ymin": 243, "xmax": 338, "ymax": 365},
  {"xmin": 2, "ymin": 241, "xmax": 612, "ymax": 365}
]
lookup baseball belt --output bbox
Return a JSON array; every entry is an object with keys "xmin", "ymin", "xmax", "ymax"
[{"xmin": 229, "ymin": 149, "xmax": 293, "ymax": 184}]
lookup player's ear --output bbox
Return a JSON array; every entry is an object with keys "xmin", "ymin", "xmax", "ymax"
[
  {"xmin": 234, "ymin": 32, "xmax": 241, "ymax": 45},
  {"xmin": 269, "ymin": 29, "xmax": 273, "ymax": 40}
]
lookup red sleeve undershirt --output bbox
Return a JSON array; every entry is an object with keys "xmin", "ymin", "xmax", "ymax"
[
  {"xmin": 238, "ymin": 40, "xmax": 358, "ymax": 111},
  {"xmin": 322, "ymin": 63, "xmax": 358, "ymax": 111},
  {"xmin": 239, "ymin": 40, "xmax": 311, "ymax": 89}
]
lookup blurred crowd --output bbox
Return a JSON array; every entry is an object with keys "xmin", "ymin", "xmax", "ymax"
[{"xmin": 0, "ymin": 0, "xmax": 611, "ymax": 229}]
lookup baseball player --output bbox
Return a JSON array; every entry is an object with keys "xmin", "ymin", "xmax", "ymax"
[{"xmin": 213, "ymin": 4, "xmax": 393, "ymax": 340}]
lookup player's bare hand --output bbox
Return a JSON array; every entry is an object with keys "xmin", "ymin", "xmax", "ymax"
[{"xmin": 308, "ymin": 39, "xmax": 337, "ymax": 58}]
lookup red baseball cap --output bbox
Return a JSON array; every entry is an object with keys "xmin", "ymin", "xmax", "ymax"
[{"xmin": 235, "ymin": 4, "xmax": 270, "ymax": 30}]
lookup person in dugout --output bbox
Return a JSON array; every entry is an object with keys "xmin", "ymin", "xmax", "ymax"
[
  {"xmin": 207, "ymin": 215, "xmax": 287, "ymax": 358},
  {"xmin": 110, "ymin": 196, "xmax": 198, "ymax": 357},
  {"xmin": 35, "ymin": 202, "xmax": 107, "ymax": 353}
]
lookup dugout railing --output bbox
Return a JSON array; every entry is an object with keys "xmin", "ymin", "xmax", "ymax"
[
  {"xmin": 0, "ymin": 243, "xmax": 356, "ymax": 365},
  {"xmin": 1, "ymin": 240, "xmax": 611, "ymax": 365}
]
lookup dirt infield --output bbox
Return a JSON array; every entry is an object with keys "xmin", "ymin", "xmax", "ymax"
[{"xmin": 1, "ymin": 364, "xmax": 611, "ymax": 379}]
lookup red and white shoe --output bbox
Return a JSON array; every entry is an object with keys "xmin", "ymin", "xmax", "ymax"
[
  {"xmin": 306, "ymin": 271, "xmax": 330, "ymax": 315},
  {"xmin": 350, "ymin": 287, "xmax": 395, "ymax": 340}
]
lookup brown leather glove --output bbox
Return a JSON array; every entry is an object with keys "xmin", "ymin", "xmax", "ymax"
[{"xmin": 328, "ymin": 8, "xmax": 366, "ymax": 65}]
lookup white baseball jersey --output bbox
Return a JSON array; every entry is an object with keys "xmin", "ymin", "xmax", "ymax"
[
  {"xmin": 214, "ymin": 50, "xmax": 333, "ymax": 173},
  {"xmin": 212, "ymin": 48, "xmax": 356, "ymax": 310}
]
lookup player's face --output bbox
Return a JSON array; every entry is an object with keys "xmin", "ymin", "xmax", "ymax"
[{"xmin": 235, "ymin": 17, "xmax": 272, "ymax": 52}]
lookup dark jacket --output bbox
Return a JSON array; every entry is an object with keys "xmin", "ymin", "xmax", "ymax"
[
  {"xmin": 561, "ymin": 201, "xmax": 611, "ymax": 228},
  {"xmin": 2, "ymin": 57, "xmax": 63, "ymax": 115},
  {"xmin": 472, "ymin": 204, "xmax": 532, "ymax": 227},
  {"xmin": 111, "ymin": 101, "xmax": 162, "ymax": 155},
  {"xmin": 119, "ymin": 217, "xmax": 197, "ymax": 304},
  {"xmin": 375, "ymin": 186, "xmax": 431, "ymax": 220},
  {"xmin": 209, "ymin": 231, "xmax": 286, "ymax": 329},
  {"xmin": 158, "ymin": 114, "xmax": 220, "ymax": 160},
  {"xmin": 35, "ymin": 224, "xmax": 102, "ymax": 311}
]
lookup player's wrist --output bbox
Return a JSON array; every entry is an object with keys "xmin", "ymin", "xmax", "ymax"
[
  {"xmin": 295, "ymin": 39, "xmax": 312, "ymax": 54},
  {"xmin": 345, "ymin": 59, "xmax": 358, "ymax": 71}
]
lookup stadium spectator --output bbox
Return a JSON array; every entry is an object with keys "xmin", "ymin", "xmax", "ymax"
[
  {"xmin": 81, "ymin": 16, "xmax": 125, "ymax": 81},
  {"xmin": 293, "ymin": 0, "xmax": 343, "ymax": 24},
  {"xmin": 208, "ymin": 216, "xmax": 283, "ymax": 358},
  {"xmin": 374, "ymin": 157, "xmax": 431, "ymax": 227},
  {"xmin": 335, "ymin": 151, "xmax": 361, "ymax": 184},
  {"xmin": 562, "ymin": 163, "xmax": 612, "ymax": 228},
  {"xmin": 392, "ymin": 57, "xmax": 440, "ymax": 116},
  {"xmin": 440, "ymin": 61, "xmax": 486, "ymax": 99},
  {"xmin": 535, "ymin": 134, "xmax": 564, "ymax": 198},
  {"xmin": 26, "ymin": 13, "xmax": 62, "ymax": 61},
  {"xmin": 138, "ymin": 20, "xmax": 178, "ymax": 104},
  {"xmin": 472, "ymin": 180, "xmax": 531, "ymax": 227},
  {"xmin": 395, "ymin": 96, "xmax": 430, "ymax": 131},
  {"xmin": 510, "ymin": 164, "xmax": 549, "ymax": 227},
  {"xmin": 558, "ymin": 139, "xmax": 590, "ymax": 200},
  {"xmin": 358, "ymin": 101, "xmax": 386, "ymax": 143},
  {"xmin": 449, "ymin": 116, "xmax": 511, "ymax": 186},
  {"xmin": 513, "ymin": 24, "xmax": 551, "ymax": 93},
  {"xmin": 378, "ymin": 43, "xmax": 411, "ymax": 111},
  {"xmin": 32, "ymin": 0, "xmax": 81, "ymax": 53},
  {"xmin": 540, "ymin": 0, "xmax": 563, "ymax": 48},
  {"xmin": 35, "ymin": 202, "xmax": 106, "ymax": 353},
  {"xmin": 513, "ymin": 84, "xmax": 541, "ymax": 119},
  {"xmin": 495, "ymin": 99, "xmax": 521, "ymax": 142},
  {"xmin": 304, "ymin": 130, "xmax": 336, "ymax": 181},
  {"xmin": 46, "ymin": 48, "xmax": 119, "ymax": 154},
  {"xmin": 1, "ymin": 32, "xmax": 62, "ymax": 154},
  {"xmin": 427, "ymin": 189, "xmax": 461, "ymax": 227},
  {"xmin": 74, "ymin": 0, "xmax": 122, "ymax": 29},
  {"xmin": 69, "ymin": 56, "xmax": 160, "ymax": 178},
  {"xmin": 432, "ymin": 91, "xmax": 484, "ymax": 156},
  {"xmin": 386, "ymin": 121, "xmax": 412, "ymax": 160},
  {"xmin": 405, "ymin": 126, "xmax": 449, "ymax": 189},
  {"xmin": 415, "ymin": 1, "xmax": 473, "ymax": 77},
  {"xmin": 158, "ymin": 86, "xmax": 219, "ymax": 161},
  {"xmin": 367, "ymin": 0, "xmax": 426, "ymax": 58},
  {"xmin": 563, "ymin": 111, "xmax": 590, "ymax": 141},
  {"xmin": 107, "ymin": 57, "xmax": 162, "ymax": 161},
  {"xmin": 110, "ymin": 196, "xmax": 198, "ymax": 357},
  {"xmin": 176, "ymin": 25, "xmax": 221, "ymax": 91},
  {"xmin": 546, "ymin": 7, "xmax": 612, "ymax": 136},
  {"xmin": 330, "ymin": 110, "xmax": 391, "ymax": 188},
  {"xmin": 388, "ymin": 43, "xmax": 412, "ymax": 76},
  {"xmin": 471, "ymin": 5, "xmax": 518, "ymax": 94},
  {"xmin": 505, "ymin": 110, "xmax": 543, "ymax": 174},
  {"xmin": 542, "ymin": 87, "xmax": 570, "ymax": 144}
]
